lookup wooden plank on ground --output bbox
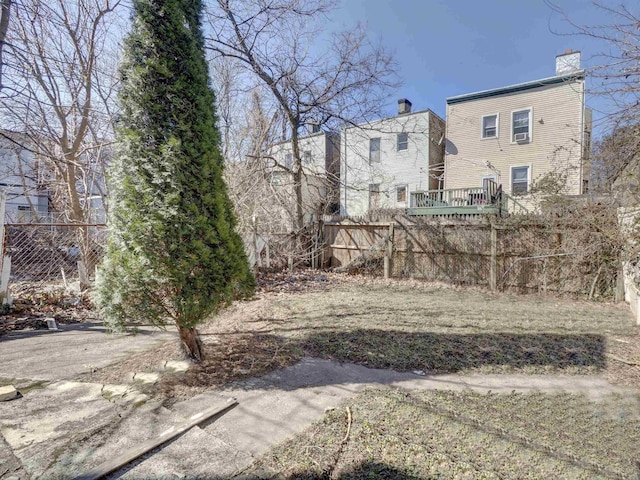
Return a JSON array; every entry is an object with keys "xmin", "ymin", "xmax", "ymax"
[{"xmin": 73, "ymin": 397, "xmax": 238, "ymax": 480}]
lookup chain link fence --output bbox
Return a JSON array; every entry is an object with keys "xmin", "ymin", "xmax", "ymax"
[{"xmin": 4, "ymin": 223, "xmax": 106, "ymax": 288}]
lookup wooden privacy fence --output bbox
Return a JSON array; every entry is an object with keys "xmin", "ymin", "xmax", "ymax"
[
  {"xmin": 324, "ymin": 219, "xmax": 497, "ymax": 286},
  {"xmin": 324, "ymin": 216, "xmax": 622, "ymax": 299}
]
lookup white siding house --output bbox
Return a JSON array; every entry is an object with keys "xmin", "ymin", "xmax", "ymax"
[
  {"xmin": 266, "ymin": 129, "xmax": 340, "ymax": 225},
  {"xmin": 0, "ymin": 132, "xmax": 108, "ymax": 224},
  {"xmin": 341, "ymin": 99, "xmax": 445, "ymax": 216},
  {"xmin": 0, "ymin": 135, "xmax": 51, "ymax": 223}
]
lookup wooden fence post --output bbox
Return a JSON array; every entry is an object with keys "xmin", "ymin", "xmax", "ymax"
[
  {"xmin": 489, "ymin": 220, "xmax": 497, "ymax": 291},
  {"xmin": 265, "ymin": 240, "xmax": 271, "ymax": 269},
  {"xmin": 0, "ymin": 256, "xmax": 11, "ymax": 306},
  {"xmin": 615, "ymin": 261, "xmax": 625, "ymax": 303},
  {"xmin": 384, "ymin": 222, "xmax": 394, "ymax": 279},
  {"xmin": 288, "ymin": 234, "xmax": 294, "ymax": 273},
  {"xmin": 77, "ymin": 261, "xmax": 89, "ymax": 291},
  {"xmin": 252, "ymin": 215, "xmax": 261, "ymax": 269}
]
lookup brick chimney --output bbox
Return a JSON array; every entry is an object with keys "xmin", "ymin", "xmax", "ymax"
[
  {"xmin": 555, "ymin": 49, "xmax": 581, "ymax": 75},
  {"xmin": 398, "ymin": 98, "xmax": 412, "ymax": 115}
]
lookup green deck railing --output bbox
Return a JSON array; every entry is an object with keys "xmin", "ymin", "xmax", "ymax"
[{"xmin": 407, "ymin": 182, "xmax": 526, "ymax": 216}]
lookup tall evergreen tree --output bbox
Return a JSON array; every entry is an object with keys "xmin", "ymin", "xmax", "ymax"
[{"xmin": 95, "ymin": 0, "xmax": 254, "ymax": 361}]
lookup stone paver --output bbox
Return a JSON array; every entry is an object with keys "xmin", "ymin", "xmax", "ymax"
[
  {"xmin": 128, "ymin": 372, "xmax": 160, "ymax": 385},
  {"xmin": 163, "ymin": 360, "xmax": 190, "ymax": 373},
  {"xmin": 0, "ymin": 385, "xmax": 18, "ymax": 401}
]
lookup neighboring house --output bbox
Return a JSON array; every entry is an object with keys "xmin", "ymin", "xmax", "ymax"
[
  {"xmin": 0, "ymin": 132, "xmax": 51, "ymax": 223},
  {"xmin": 341, "ymin": 99, "xmax": 445, "ymax": 216},
  {"xmin": 0, "ymin": 131, "xmax": 108, "ymax": 224},
  {"xmin": 444, "ymin": 50, "xmax": 591, "ymax": 206},
  {"xmin": 266, "ymin": 127, "xmax": 341, "ymax": 227}
]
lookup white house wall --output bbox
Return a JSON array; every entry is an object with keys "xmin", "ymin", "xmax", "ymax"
[
  {"xmin": 266, "ymin": 132, "xmax": 338, "ymax": 224},
  {"xmin": 0, "ymin": 146, "xmax": 49, "ymax": 222},
  {"xmin": 341, "ymin": 110, "xmax": 442, "ymax": 216},
  {"xmin": 268, "ymin": 132, "xmax": 331, "ymax": 176}
]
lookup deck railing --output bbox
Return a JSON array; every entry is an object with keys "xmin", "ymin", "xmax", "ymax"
[
  {"xmin": 411, "ymin": 179, "xmax": 502, "ymax": 206},
  {"xmin": 410, "ymin": 187, "xmax": 501, "ymax": 208},
  {"xmin": 409, "ymin": 182, "xmax": 529, "ymax": 216}
]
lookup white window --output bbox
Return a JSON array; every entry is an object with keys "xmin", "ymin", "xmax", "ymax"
[
  {"xmin": 396, "ymin": 185, "xmax": 407, "ymax": 203},
  {"xmin": 303, "ymin": 150, "xmax": 312, "ymax": 164},
  {"xmin": 482, "ymin": 114, "xmax": 498, "ymax": 139},
  {"xmin": 397, "ymin": 133, "xmax": 408, "ymax": 151},
  {"xmin": 369, "ymin": 138, "xmax": 381, "ymax": 164},
  {"xmin": 511, "ymin": 166, "xmax": 530, "ymax": 195},
  {"xmin": 284, "ymin": 153, "xmax": 293, "ymax": 169},
  {"xmin": 512, "ymin": 109, "xmax": 531, "ymax": 142}
]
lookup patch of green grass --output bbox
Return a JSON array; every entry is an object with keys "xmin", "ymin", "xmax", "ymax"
[{"xmin": 248, "ymin": 387, "xmax": 640, "ymax": 479}]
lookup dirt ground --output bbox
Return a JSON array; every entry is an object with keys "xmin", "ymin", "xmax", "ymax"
[
  {"xmin": 78, "ymin": 272, "xmax": 640, "ymax": 405},
  {"xmin": 0, "ymin": 282, "xmax": 95, "ymax": 335}
]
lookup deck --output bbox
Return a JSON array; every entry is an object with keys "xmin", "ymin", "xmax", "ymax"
[{"xmin": 407, "ymin": 184, "xmax": 522, "ymax": 216}]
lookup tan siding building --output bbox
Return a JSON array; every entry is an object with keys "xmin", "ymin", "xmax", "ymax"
[{"xmin": 444, "ymin": 51, "xmax": 591, "ymax": 202}]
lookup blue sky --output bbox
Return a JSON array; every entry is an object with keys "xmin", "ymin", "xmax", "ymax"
[{"xmin": 330, "ymin": 0, "xmax": 612, "ymax": 135}]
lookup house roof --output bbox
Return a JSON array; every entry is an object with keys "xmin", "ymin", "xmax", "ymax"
[
  {"xmin": 343, "ymin": 107, "xmax": 444, "ymax": 131},
  {"xmin": 267, "ymin": 129, "xmax": 341, "ymax": 149},
  {"xmin": 446, "ymin": 70, "xmax": 586, "ymax": 105}
]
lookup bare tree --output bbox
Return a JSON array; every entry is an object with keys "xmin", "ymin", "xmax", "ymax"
[
  {"xmin": 0, "ymin": 0, "xmax": 11, "ymax": 88},
  {"xmin": 548, "ymin": 1, "xmax": 640, "ymax": 126},
  {"xmin": 589, "ymin": 123, "xmax": 638, "ymax": 191},
  {"xmin": 205, "ymin": 0, "xmax": 399, "ymax": 251},
  {"xmin": 0, "ymin": 0, "xmax": 123, "ymax": 285},
  {"xmin": 547, "ymin": 1, "xmax": 640, "ymax": 205}
]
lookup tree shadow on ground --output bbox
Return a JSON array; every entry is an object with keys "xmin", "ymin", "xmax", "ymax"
[
  {"xmin": 287, "ymin": 461, "xmax": 424, "ymax": 479},
  {"xmin": 193, "ymin": 461, "xmax": 425, "ymax": 479},
  {"xmin": 301, "ymin": 328, "xmax": 606, "ymax": 373},
  {"xmin": 159, "ymin": 328, "xmax": 606, "ymax": 396}
]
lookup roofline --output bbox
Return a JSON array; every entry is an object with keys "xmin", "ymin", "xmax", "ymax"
[
  {"xmin": 446, "ymin": 70, "xmax": 586, "ymax": 105},
  {"xmin": 269, "ymin": 107, "xmax": 444, "ymax": 143},
  {"xmin": 343, "ymin": 108, "xmax": 443, "ymax": 131},
  {"xmin": 268, "ymin": 129, "xmax": 338, "ymax": 148}
]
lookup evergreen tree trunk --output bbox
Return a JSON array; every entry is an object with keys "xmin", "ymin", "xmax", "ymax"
[{"xmin": 177, "ymin": 323, "xmax": 204, "ymax": 362}]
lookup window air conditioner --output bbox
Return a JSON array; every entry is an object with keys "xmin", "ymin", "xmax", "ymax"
[{"xmin": 514, "ymin": 132, "xmax": 529, "ymax": 142}]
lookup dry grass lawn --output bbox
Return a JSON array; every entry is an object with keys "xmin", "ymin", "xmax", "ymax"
[
  {"xmin": 246, "ymin": 387, "xmax": 640, "ymax": 479},
  {"xmin": 264, "ymin": 279, "xmax": 635, "ymax": 376},
  {"xmin": 86, "ymin": 274, "xmax": 640, "ymax": 402},
  {"xmin": 75, "ymin": 274, "xmax": 640, "ymax": 478}
]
